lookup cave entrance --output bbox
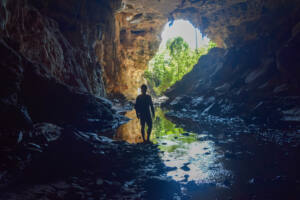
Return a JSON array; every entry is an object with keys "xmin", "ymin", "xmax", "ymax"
[{"xmin": 144, "ymin": 19, "xmax": 215, "ymax": 96}]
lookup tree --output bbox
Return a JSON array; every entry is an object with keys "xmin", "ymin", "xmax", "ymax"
[{"xmin": 144, "ymin": 37, "xmax": 215, "ymax": 95}]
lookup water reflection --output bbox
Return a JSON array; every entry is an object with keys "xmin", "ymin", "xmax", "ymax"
[
  {"xmin": 114, "ymin": 110, "xmax": 144, "ymax": 143},
  {"xmin": 114, "ymin": 108, "xmax": 230, "ymax": 184}
]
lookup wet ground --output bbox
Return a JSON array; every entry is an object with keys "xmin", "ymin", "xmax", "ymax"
[
  {"xmin": 113, "ymin": 107, "xmax": 300, "ymax": 199},
  {"xmin": 1, "ymin": 107, "xmax": 300, "ymax": 200}
]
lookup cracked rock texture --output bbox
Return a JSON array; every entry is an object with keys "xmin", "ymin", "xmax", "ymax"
[
  {"xmin": 0, "ymin": 0, "xmax": 125, "ymax": 133},
  {"xmin": 0, "ymin": 0, "xmax": 126, "ymax": 190},
  {"xmin": 0, "ymin": 0, "xmax": 122, "ymax": 96}
]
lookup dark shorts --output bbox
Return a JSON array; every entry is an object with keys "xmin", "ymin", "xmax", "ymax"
[{"xmin": 140, "ymin": 114, "xmax": 152, "ymax": 129}]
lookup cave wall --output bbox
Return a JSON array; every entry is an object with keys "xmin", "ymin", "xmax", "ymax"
[
  {"xmin": 164, "ymin": 21, "xmax": 300, "ymax": 124},
  {"xmin": 0, "ymin": 0, "xmax": 128, "ymax": 186},
  {"xmin": 100, "ymin": 5, "xmax": 167, "ymax": 99},
  {"xmin": 1, "ymin": 0, "xmax": 300, "ymax": 122},
  {"xmin": 163, "ymin": 0, "xmax": 300, "ymax": 124},
  {"xmin": 0, "ymin": 0, "xmax": 122, "ymax": 131},
  {"xmin": 0, "ymin": 0, "xmax": 121, "ymax": 97},
  {"xmin": 103, "ymin": 0, "xmax": 300, "ymax": 100},
  {"xmin": 172, "ymin": 0, "xmax": 300, "ymax": 48}
]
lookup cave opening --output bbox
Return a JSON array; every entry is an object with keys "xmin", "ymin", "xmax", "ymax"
[{"xmin": 144, "ymin": 20, "xmax": 215, "ymax": 96}]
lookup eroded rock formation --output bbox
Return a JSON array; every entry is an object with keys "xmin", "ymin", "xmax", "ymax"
[
  {"xmin": 99, "ymin": 0, "xmax": 300, "ymax": 123},
  {"xmin": 0, "ymin": 0, "xmax": 125, "ymax": 129},
  {"xmin": 101, "ymin": 4, "xmax": 166, "ymax": 99},
  {"xmin": 2, "ymin": 0, "xmax": 298, "ymax": 106},
  {"xmin": 1, "ymin": 0, "xmax": 119, "ymax": 96},
  {"xmin": 165, "ymin": 33, "xmax": 300, "ymax": 124},
  {"xmin": 101, "ymin": 0, "xmax": 300, "ymax": 99},
  {"xmin": 0, "ymin": 0, "xmax": 124, "ymax": 188}
]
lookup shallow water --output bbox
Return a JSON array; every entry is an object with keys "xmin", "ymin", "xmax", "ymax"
[
  {"xmin": 115, "ymin": 108, "xmax": 231, "ymax": 185},
  {"xmin": 114, "ymin": 108, "xmax": 300, "ymax": 199}
]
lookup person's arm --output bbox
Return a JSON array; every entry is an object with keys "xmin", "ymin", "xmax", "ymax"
[
  {"xmin": 135, "ymin": 96, "xmax": 141, "ymax": 119},
  {"xmin": 149, "ymin": 96, "xmax": 155, "ymax": 118}
]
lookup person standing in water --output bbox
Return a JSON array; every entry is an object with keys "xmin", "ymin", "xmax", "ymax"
[{"xmin": 135, "ymin": 84, "xmax": 155, "ymax": 143}]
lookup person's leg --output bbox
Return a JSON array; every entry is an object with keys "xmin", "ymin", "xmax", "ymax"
[
  {"xmin": 146, "ymin": 118, "xmax": 152, "ymax": 141},
  {"xmin": 140, "ymin": 117, "xmax": 146, "ymax": 142}
]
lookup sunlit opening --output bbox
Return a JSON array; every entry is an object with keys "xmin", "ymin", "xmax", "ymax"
[
  {"xmin": 159, "ymin": 19, "xmax": 210, "ymax": 50},
  {"xmin": 144, "ymin": 20, "xmax": 216, "ymax": 96}
]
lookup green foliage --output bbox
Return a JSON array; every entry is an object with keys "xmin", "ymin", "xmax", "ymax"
[
  {"xmin": 208, "ymin": 41, "xmax": 217, "ymax": 49},
  {"xmin": 150, "ymin": 108, "xmax": 197, "ymax": 152},
  {"xmin": 144, "ymin": 37, "xmax": 216, "ymax": 95}
]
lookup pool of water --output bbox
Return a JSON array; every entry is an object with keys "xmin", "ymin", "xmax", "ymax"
[
  {"xmin": 114, "ymin": 108, "xmax": 231, "ymax": 186},
  {"xmin": 113, "ymin": 108, "xmax": 300, "ymax": 199}
]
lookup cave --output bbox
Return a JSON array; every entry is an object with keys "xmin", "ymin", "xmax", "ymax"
[{"xmin": 1, "ymin": 0, "xmax": 300, "ymax": 199}]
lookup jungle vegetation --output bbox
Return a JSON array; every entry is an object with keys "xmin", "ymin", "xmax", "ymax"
[{"xmin": 144, "ymin": 37, "xmax": 216, "ymax": 95}]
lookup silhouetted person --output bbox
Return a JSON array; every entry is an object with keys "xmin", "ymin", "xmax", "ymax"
[{"xmin": 135, "ymin": 84, "xmax": 155, "ymax": 142}]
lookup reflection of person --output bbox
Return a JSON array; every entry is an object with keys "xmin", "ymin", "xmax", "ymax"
[{"xmin": 134, "ymin": 84, "xmax": 155, "ymax": 142}]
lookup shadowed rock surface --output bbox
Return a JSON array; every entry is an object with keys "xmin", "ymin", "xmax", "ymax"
[{"xmin": 164, "ymin": 35, "xmax": 300, "ymax": 125}]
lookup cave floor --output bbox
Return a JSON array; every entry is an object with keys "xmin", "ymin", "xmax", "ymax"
[
  {"xmin": 112, "ymin": 107, "xmax": 300, "ymax": 200},
  {"xmin": 1, "ymin": 107, "xmax": 300, "ymax": 200}
]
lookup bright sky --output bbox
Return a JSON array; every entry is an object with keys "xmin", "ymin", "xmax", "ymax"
[{"xmin": 159, "ymin": 19, "xmax": 210, "ymax": 50}]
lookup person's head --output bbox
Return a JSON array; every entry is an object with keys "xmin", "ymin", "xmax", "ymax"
[{"xmin": 141, "ymin": 84, "xmax": 147, "ymax": 94}]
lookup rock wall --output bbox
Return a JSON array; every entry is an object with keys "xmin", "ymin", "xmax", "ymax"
[
  {"xmin": 3, "ymin": 0, "xmax": 295, "ymax": 103},
  {"xmin": 98, "ymin": 0, "xmax": 300, "ymax": 124},
  {"xmin": 171, "ymin": 0, "xmax": 300, "ymax": 48},
  {"xmin": 0, "ymin": 0, "xmax": 124, "ymax": 131},
  {"xmin": 0, "ymin": 0, "xmax": 122, "ymax": 97},
  {"xmin": 1, "ymin": 0, "xmax": 300, "ymax": 124},
  {"xmin": 165, "ymin": 30, "xmax": 300, "ymax": 124},
  {"xmin": 100, "ymin": 0, "xmax": 300, "ymax": 99},
  {"xmin": 0, "ymin": 0, "xmax": 126, "ymax": 187},
  {"xmin": 100, "ymin": 6, "xmax": 166, "ymax": 99}
]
